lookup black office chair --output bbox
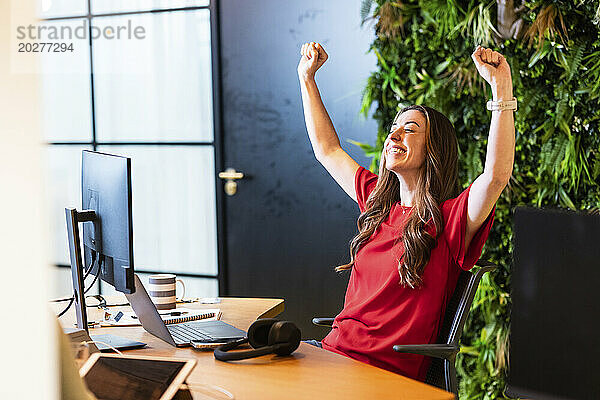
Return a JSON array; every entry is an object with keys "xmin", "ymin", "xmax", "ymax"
[{"xmin": 312, "ymin": 259, "xmax": 498, "ymax": 397}]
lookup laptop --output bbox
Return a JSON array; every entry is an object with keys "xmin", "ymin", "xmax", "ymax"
[{"xmin": 125, "ymin": 274, "xmax": 246, "ymax": 347}]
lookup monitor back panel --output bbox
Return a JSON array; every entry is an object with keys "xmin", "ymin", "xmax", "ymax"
[
  {"xmin": 82, "ymin": 150, "xmax": 134, "ymax": 293},
  {"xmin": 509, "ymin": 207, "xmax": 600, "ymax": 399}
]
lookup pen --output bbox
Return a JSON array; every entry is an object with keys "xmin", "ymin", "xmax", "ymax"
[{"xmin": 158, "ymin": 311, "xmax": 188, "ymax": 316}]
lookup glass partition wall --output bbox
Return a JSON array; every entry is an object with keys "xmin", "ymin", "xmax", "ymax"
[{"xmin": 41, "ymin": 1, "xmax": 219, "ymax": 299}]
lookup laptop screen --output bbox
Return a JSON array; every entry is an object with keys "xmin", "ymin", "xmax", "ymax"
[{"xmin": 508, "ymin": 207, "xmax": 600, "ymax": 399}]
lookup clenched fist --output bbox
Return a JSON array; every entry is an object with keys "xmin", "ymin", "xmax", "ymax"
[
  {"xmin": 471, "ymin": 45, "xmax": 513, "ymax": 100},
  {"xmin": 297, "ymin": 42, "xmax": 328, "ymax": 81}
]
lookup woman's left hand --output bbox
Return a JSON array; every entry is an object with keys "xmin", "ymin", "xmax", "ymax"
[{"xmin": 471, "ymin": 46, "xmax": 513, "ymax": 99}]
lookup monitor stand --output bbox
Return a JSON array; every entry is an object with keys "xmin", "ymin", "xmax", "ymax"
[{"xmin": 65, "ymin": 207, "xmax": 145, "ymax": 351}]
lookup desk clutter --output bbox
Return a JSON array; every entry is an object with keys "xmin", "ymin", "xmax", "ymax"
[
  {"xmin": 57, "ymin": 297, "xmax": 452, "ymax": 399},
  {"xmin": 66, "ymin": 316, "xmax": 301, "ymax": 399},
  {"xmin": 101, "ymin": 307, "xmax": 222, "ymax": 327}
]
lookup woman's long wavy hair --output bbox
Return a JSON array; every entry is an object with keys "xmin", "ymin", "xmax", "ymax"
[{"xmin": 336, "ymin": 105, "xmax": 460, "ymax": 288}]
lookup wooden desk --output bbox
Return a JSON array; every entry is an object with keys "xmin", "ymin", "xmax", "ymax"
[{"xmin": 56, "ymin": 296, "xmax": 453, "ymax": 399}]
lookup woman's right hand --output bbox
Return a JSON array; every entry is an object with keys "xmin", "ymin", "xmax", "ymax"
[{"xmin": 297, "ymin": 42, "xmax": 328, "ymax": 81}]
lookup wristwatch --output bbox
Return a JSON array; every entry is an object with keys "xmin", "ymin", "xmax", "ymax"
[{"xmin": 486, "ymin": 97, "xmax": 517, "ymax": 111}]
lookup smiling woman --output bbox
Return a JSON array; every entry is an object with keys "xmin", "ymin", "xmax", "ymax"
[
  {"xmin": 384, "ymin": 110, "xmax": 428, "ymax": 177},
  {"xmin": 297, "ymin": 41, "xmax": 515, "ymax": 381},
  {"xmin": 335, "ymin": 104, "xmax": 461, "ymax": 289}
]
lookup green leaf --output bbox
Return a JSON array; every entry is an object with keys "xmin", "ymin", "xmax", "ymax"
[
  {"xmin": 359, "ymin": 0, "xmax": 375, "ymax": 24},
  {"xmin": 347, "ymin": 139, "xmax": 378, "ymax": 155},
  {"xmin": 554, "ymin": 91, "xmax": 569, "ymax": 128},
  {"xmin": 434, "ymin": 59, "xmax": 451, "ymax": 75},
  {"xmin": 565, "ymin": 43, "xmax": 585, "ymax": 83},
  {"xmin": 373, "ymin": 48, "xmax": 390, "ymax": 72},
  {"xmin": 528, "ymin": 41, "xmax": 551, "ymax": 68},
  {"xmin": 558, "ymin": 185, "xmax": 577, "ymax": 209}
]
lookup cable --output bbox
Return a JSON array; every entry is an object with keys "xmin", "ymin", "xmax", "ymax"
[
  {"xmin": 50, "ymin": 296, "xmax": 75, "ymax": 303},
  {"xmin": 57, "ymin": 297, "xmax": 75, "ymax": 318},
  {"xmin": 84, "ymin": 269, "xmax": 100, "ymax": 294},
  {"xmin": 81, "ymin": 340, "xmax": 123, "ymax": 356},
  {"xmin": 103, "ymin": 301, "xmax": 130, "ymax": 307},
  {"xmin": 185, "ymin": 383, "xmax": 235, "ymax": 400},
  {"xmin": 84, "ymin": 294, "xmax": 129, "ymax": 309},
  {"xmin": 56, "ymin": 250, "xmax": 98, "ymax": 317},
  {"xmin": 82, "ymin": 251, "xmax": 98, "ymax": 281}
]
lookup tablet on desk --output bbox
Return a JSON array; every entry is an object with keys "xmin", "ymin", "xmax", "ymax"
[{"xmin": 79, "ymin": 353, "xmax": 196, "ymax": 400}]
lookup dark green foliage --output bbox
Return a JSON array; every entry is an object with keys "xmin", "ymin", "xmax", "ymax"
[{"xmin": 357, "ymin": 1, "xmax": 600, "ymax": 398}]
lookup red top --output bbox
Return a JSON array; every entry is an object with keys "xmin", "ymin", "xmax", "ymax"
[{"xmin": 322, "ymin": 166, "xmax": 495, "ymax": 381}]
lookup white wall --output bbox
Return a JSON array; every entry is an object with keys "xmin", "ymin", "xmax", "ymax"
[{"xmin": 0, "ymin": 0, "xmax": 57, "ymax": 398}]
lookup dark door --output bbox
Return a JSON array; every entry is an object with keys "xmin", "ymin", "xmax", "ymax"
[{"xmin": 218, "ymin": 0, "xmax": 378, "ymax": 339}]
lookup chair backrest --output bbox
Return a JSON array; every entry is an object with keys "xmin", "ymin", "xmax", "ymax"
[
  {"xmin": 440, "ymin": 260, "xmax": 497, "ymax": 347},
  {"xmin": 425, "ymin": 260, "xmax": 497, "ymax": 389}
]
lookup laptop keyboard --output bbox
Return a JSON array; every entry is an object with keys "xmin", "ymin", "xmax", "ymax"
[{"xmin": 167, "ymin": 323, "xmax": 214, "ymax": 345}]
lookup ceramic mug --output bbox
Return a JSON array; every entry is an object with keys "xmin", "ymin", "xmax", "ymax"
[{"xmin": 147, "ymin": 274, "xmax": 186, "ymax": 310}]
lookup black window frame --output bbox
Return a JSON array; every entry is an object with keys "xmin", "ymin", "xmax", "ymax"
[{"xmin": 44, "ymin": 0, "xmax": 226, "ymax": 296}]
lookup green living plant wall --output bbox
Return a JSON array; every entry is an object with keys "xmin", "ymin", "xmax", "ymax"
[{"xmin": 356, "ymin": 0, "xmax": 600, "ymax": 398}]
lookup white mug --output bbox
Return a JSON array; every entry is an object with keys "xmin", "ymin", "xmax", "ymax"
[{"xmin": 147, "ymin": 274, "xmax": 186, "ymax": 310}]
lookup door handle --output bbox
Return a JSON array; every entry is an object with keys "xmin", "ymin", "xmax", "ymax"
[{"xmin": 218, "ymin": 168, "xmax": 245, "ymax": 196}]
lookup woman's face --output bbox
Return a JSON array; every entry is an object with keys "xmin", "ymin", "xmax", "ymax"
[{"xmin": 384, "ymin": 109, "xmax": 428, "ymax": 174}]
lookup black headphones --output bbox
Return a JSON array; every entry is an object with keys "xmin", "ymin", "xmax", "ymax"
[{"xmin": 213, "ymin": 319, "xmax": 301, "ymax": 361}]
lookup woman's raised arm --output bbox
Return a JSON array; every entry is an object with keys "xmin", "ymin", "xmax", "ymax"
[
  {"xmin": 298, "ymin": 42, "xmax": 360, "ymax": 201},
  {"xmin": 464, "ymin": 46, "xmax": 516, "ymax": 251}
]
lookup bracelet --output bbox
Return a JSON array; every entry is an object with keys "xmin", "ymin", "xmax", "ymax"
[{"xmin": 486, "ymin": 97, "xmax": 517, "ymax": 111}]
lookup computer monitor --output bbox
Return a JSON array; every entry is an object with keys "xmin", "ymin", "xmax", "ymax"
[
  {"xmin": 507, "ymin": 206, "xmax": 600, "ymax": 400},
  {"xmin": 82, "ymin": 150, "xmax": 135, "ymax": 294},
  {"xmin": 65, "ymin": 150, "xmax": 135, "ymax": 332}
]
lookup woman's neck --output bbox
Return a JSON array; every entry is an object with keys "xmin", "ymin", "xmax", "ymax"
[{"xmin": 392, "ymin": 170, "xmax": 419, "ymax": 207}]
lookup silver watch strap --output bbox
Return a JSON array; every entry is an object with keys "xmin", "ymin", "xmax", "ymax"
[{"xmin": 486, "ymin": 97, "xmax": 517, "ymax": 111}]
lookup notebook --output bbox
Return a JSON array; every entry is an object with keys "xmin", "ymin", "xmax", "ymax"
[{"xmin": 101, "ymin": 308, "xmax": 221, "ymax": 327}]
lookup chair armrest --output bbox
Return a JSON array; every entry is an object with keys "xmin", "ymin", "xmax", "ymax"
[
  {"xmin": 312, "ymin": 317, "xmax": 334, "ymax": 327},
  {"xmin": 392, "ymin": 344, "xmax": 459, "ymax": 360}
]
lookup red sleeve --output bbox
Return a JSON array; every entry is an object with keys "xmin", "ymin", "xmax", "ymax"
[
  {"xmin": 441, "ymin": 183, "xmax": 495, "ymax": 271},
  {"xmin": 355, "ymin": 166, "xmax": 378, "ymax": 213}
]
